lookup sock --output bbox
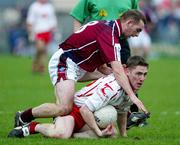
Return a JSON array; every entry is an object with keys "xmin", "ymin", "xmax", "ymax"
[
  {"xmin": 127, "ymin": 111, "xmax": 131, "ymax": 118},
  {"xmin": 21, "ymin": 108, "xmax": 35, "ymax": 123},
  {"xmin": 29, "ymin": 122, "xmax": 39, "ymax": 134}
]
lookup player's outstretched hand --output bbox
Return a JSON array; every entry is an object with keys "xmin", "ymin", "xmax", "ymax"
[
  {"xmin": 132, "ymin": 97, "xmax": 148, "ymax": 114},
  {"xmin": 127, "ymin": 112, "xmax": 150, "ymax": 129}
]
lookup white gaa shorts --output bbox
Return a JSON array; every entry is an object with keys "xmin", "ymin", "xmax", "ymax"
[{"xmin": 48, "ymin": 49, "xmax": 86, "ymax": 86}]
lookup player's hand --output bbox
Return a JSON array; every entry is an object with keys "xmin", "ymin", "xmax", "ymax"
[
  {"xmin": 132, "ymin": 96, "xmax": 148, "ymax": 114},
  {"xmin": 101, "ymin": 124, "xmax": 115, "ymax": 137},
  {"xmin": 126, "ymin": 112, "xmax": 150, "ymax": 129}
]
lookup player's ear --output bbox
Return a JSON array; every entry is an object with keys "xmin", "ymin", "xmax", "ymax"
[
  {"xmin": 127, "ymin": 19, "xmax": 131, "ymax": 24},
  {"xmin": 123, "ymin": 64, "xmax": 127, "ymax": 71},
  {"xmin": 122, "ymin": 64, "xmax": 126, "ymax": 68},
  {"xmin": 123, "ymin": 64, "xmax": 128, "ymax": 73},
  {"xmin": 126, "ymin": 19, "xmax": 135, "ymax": 27}
]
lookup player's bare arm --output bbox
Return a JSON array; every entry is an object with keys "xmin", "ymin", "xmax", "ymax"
[
  {"xmin": 77, "ymin": 64, "xmax": 112, "ymax": 82},
  {"xmin": 80, "ymin": 105, "xmax": 114, "ymax": 137},
  {"xmin": 80, "ymin": 105, "xmax": 103, "ymax": 137},
  {"xmin": 117, "ymin": 112, "xmax": 128, "ymax": 137},
  {"xmin": 97, "ymin": 64, "xmax": 112, "ymax": 75}
]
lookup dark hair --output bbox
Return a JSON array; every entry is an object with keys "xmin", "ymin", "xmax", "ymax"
[
  {"xmin": 126, "ymin": 56, "xmax": 149, "ymax": 68},
  {"xmin": 120, "ymin": 10, "xmax": 147, "ymax": 25}
]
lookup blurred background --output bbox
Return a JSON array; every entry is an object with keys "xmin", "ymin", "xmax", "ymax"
[{"xmin": 0, "ymin": 0, "xmax": 179, "ymax": 58}]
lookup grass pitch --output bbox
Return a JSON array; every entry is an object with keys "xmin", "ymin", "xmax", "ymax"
[{"xmin": 0, "ymin": 55, "xmax": 180, "ymax": 145}]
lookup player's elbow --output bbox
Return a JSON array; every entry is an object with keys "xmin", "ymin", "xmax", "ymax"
[{"xmin": 80, "ymin": 105, "xmax": 91, "ymax": 118}]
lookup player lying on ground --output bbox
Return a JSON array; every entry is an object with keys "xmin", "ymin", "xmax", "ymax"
[{"xmin": 8, "ymin": 56, "xmax": 149, "ymax": 138}]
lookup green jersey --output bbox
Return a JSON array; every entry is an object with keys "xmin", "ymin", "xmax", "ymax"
[{"xmin": 70, "ymin": 0, "xmax": 139, "ymax": 24}]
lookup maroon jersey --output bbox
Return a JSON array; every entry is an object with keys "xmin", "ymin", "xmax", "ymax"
[{"xmin": 59, "ymin": 19, "xmax": 122, "ymax": 72}]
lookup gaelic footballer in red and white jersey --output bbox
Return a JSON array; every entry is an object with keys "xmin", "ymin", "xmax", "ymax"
[{"xmin": 74, "ymin": 74, "xmax": 132, "ymax": 114}]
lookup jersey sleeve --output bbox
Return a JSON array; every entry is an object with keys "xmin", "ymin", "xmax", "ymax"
[
  {"xmin": 70, "ymin": 0, "xmax": 89, "ymax": 24},
  {"xmin": 116, "ymin": 96, "xmax": 133, "ymax": 114},
  {"xmin": 84, "ymin": 80, "xmax": 118, "ymax": 112},
  {"xmin": 97, "ymin": 29, "xmax": 121, "ymax": 63}
]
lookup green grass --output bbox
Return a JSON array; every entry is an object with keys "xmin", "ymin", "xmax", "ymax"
[{"xmin": 0, "ymin": 55, "xmax": 180, "ymax": 145}]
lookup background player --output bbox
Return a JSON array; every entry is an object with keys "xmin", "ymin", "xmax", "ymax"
[{"xmin": 26, "ymin": 0, "xmax": 57, "ymax": 73}]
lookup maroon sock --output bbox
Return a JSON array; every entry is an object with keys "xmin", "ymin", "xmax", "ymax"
[
  {"xmin": 29, "ymin": 122, "xmax": 39, "ymax": 134},
  {"xmin": 21, "ymin": 108, "xmax": 35, "ymax": 123}
]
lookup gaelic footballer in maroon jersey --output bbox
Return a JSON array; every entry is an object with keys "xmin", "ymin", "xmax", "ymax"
[{"xmin": 59, "ymin": 20, "xmax": 122, "ymax": 72}]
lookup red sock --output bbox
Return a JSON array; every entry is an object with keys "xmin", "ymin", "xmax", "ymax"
[{"xmin": 29, "ymin": 122, "xmax": 39, "ymax": 134}]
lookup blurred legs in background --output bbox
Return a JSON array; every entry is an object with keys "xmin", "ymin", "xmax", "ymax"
[{"xmin": 32, "ymin": 39, "xmax": 47, "ymax": 73}]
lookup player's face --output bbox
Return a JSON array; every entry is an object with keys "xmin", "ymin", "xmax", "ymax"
[
  {"xmin": 124, "ymin": 20, "xmax": 144, "ymax": 38},
  {"xmin": 127, "ymin": 65, "xmax": 148, "ymax": 92}
]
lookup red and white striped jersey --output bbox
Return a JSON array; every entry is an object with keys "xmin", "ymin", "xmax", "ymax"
[
  {"xmin": 26, "ymin": 1, "xmax": 57, "ymax": 34},
  {"xmin": 74, "ymin": 74, "xmax": 133, "ymax": 114}
]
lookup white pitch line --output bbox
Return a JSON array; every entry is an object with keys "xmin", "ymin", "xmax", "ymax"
[
  {"xmin": 175, "ymin": 111, "xmax": 180, "ymax": 115},
  {"xmin": 161, "ymin": 111, "xmax": 167, "ymax": 115},
  {"xmin": 160, "ymin": 111, "xmax": 180, "ymax": 115}
]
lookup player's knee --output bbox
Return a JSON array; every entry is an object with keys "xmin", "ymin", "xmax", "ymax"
[
  {"xmin": 61, "ymin": 105, "xmax": 72, "ymax": 115},
  {"xmin": 55, "ymin": 104, "xmax": 72, "ymax": 116}
]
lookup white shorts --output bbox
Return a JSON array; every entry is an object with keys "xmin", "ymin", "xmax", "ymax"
[{"xmin": 48, "ymin": 49, "xmax": 87, "ymax": 86}]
